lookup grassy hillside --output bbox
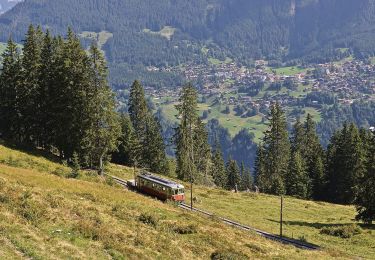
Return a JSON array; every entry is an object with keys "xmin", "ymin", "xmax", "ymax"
[
  {"xmin": 110, "ymin": 157, "xmax": 375, "ymax": 259},
  {"xmin": 0, "ymin": 143, "xmax": 336, "ymax": 259}
]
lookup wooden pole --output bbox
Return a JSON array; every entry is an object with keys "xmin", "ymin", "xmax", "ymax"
[
  {"xmin": 190, "ymin": 177, "xmax": 193, "ymax": 210},
  {"xmin": 280, "ymin": 195, "xmax": 283, "ymax": 238}
]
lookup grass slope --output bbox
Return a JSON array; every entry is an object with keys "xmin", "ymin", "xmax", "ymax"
[
  {"xmin": 111, "ymin": 159, "xmax": 374, "ymax": 259},
  {"xmin": 0, "ymin": 143, "xmax": 334, "ymax": 259}
]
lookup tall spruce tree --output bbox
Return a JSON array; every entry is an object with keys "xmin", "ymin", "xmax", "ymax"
[
  {"xmin": 194, "ymin": 118, "xmax": 211, "ymax": 184},
  {"xmin": 240, "ymin": 162, "xmax": 253, "ymax": 191},
  {"xmin": 287, "ymin": 119, "xmax": 310, "ymax": 198},
  {"xmin": 210, "ymin": 139, "xmax": 227, "ymax": 188},
  {"xmin": 254, "ymin": 143, "xmax": 267, "ymax": 191},
  {"xmin": 226, "ymin": 159, "xmax": 240, "ymax": 191},
  {"xmin": 304, "ymin": 114, "xmax": 325, "ymax": 200},
  {"xmin": 81, "ymin": 44, "xmax": 121, "ymax": 174},
  {"xmin": 20, "ymin": 24, "xmax": 43, "ymax": 144},
  {"xmin": 355, "ymin": 130, "xmax": 375, "ymax": 224},
  {"xmin": 326, "ymin": 123, "xmax": 367, "ymax": 204},
  {"xmin": 54, "ymin": 28, "xmax": 91, "ymax": 159},
  {"xmin": 175, "ymin": 83, "xmax": 199, "ymax": 181},
  {"xmin": 257, "ymin": 103, "xmax": 290, "ymax": 195},
  {"xmin": 112, "ymin": 114, "xmax": 141, "ymax": 167},
  {"xmin": 287, "ymin": 151, "xmax": 310, "ymax": 198},
  {"xmin": 128, "ymin": 80, "xmax": 168, "ymax": 173},
  {"xmin": 38, "ymin": 30, "xmax": 55, "ymax": 148},
  {"xmin": 0, "ymin": 38, "xmax": 22, "ymax": 141}
]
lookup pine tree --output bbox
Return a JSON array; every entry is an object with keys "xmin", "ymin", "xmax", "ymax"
[
  {"xmin": 326, "ymin": 123, "xmax": 367, "ymax": 204},
  {"xmin": 355, "ymin": 130, "xmax": 375, "ymax": 224},
  {"xmin": 128, "ymin": 80, "xmax": 168, "ymax": 173},
  {"xmin": 304, "ymin": 114, "xmax": 325, "ymax": 200},
  {"xmin": 257, "ymin": 103, "xmax": 290, "ymax": 195},
  {"xmin": 226, "ymin": 159, "xmax": 240, "ymax": 191},
  {"xmin": 175, "ymin": 83, "xmax": 199, "ymax": 181},
  {"xmin": 81, "ymin": 44, "xmax": 121, "ymax": 174},
  {"xmin": 287, "ymin": 119, "xmax": 310, "ymax": 198},
  {"xmin": 254, "ymin": 143, "xmax": 267, "ymax": 191},
  {"xmin": 0, "ymin": 38, "xmax": 22, "ymax": 141},
  {"xmin": 112, "ymin": 114, "xmax": 141, "ymax": 167},
  {"xmin": 38, "ymin": 30, "xmax": 56, "ymax": 148},
  {"xmin": 54, "ymin": 28, "xmax": 91, "ymax": 159},
  {"xmin": 143, "ymin": 115, "xmax": 169, "ymax": 174},
  {"xmin": 19, "ymin": 24, "xmax": 43, "ymax": 144},
  {"xmin": 290, "ymin": 118, "xmax": 305, "ymax": 153},
  {"xmin": 210, "ymin": 139, "xmax": 227, "ymax": 188},
  {"xmin": 194, "ymin": 118, "xmax": 211, "ymax": 184},
  {"xmin": 287, "ymin": 151, "xmax": 310, "ymax": 198},
  {"xmin": 240, "ymin": 162, "xmax": 253, "ymax": 191}
]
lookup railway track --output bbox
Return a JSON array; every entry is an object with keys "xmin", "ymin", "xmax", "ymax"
[
  {"xmin": 109, "ymin": 175, "xmax": 319, "ymax": 250},
  {"xmin": 178, "ymin": 203, "xmax": 319, "ymax": 250},
  {"xmin": 109, "ymin": 175, "xmax": 129, "ymax": 187}
]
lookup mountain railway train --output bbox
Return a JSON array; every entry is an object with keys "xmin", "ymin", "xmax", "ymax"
[{"xmin": 127, "ymin": 172, "xmax": 185, "ymax": 202}]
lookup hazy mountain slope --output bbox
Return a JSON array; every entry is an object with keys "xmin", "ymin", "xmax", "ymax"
[
  {"xmin": 1, "ymin": 0, "xmax": 375, "ymax": 87},
  {"xmin": 0, "ymin": 0, "xmax": 21, "ymax": 14}
]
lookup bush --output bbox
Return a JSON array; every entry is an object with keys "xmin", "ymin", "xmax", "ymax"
[
  {"xmin": 173, "ymin": 224, "xmax": 198, "ymax": 234},
  {"xmin": 17, "ymin": 191, "xmax": 46, "ymax": 224},
  {"xmin": 320, "ymin": 224, "xmax": 362, "ymax": 238},
  {"xmin": 138, "ymin": 213, "xmax": 158, "ymax": 227},
  {"xmin": 211, "ymin": 250, "xmax": 247, "ymax": 260}
]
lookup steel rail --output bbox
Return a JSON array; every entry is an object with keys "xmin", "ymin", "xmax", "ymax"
[{"xmin": 109, "ymin": 175, "xmax": 319, "ymax": 250}]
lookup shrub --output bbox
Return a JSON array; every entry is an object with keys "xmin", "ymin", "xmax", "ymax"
[
  {"xmin": 17, "ymin": 191, "xmax": 46, "ymax": 224},
  {"xmin": 320, "ymin": 225, "xmax": 362, "ymax": 238},
  {"xmin": 211, "ymin": 250, "xmax": 247, "ymax": 260},
  {"xmin": 173, "ymin": 224, "xmax": 198, "ymax": 234},
  {"xmin": 138, "ymin": 213, "xmax": 158, "ymax": 227}
]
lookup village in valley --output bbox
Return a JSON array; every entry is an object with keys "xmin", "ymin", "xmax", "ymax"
[{"xmin": 143, "ymin": 57, "xmax": 375, "ymax": 123}]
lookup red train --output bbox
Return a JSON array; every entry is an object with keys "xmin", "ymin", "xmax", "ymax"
[{"xmin": 128, "ymin": 172, "xmax": 185, "ymax": 202}]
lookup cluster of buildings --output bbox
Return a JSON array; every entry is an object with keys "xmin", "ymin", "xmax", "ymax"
[{"xmin": 146, "ymin": 59, "xmax": 375, "ymax": 114}]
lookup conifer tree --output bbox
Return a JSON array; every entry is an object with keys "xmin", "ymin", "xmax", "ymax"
[
  {"xmin": 226, "ymin": 159, "xmax": 240, "ymax": 191},
  {"xmin": 128, "ymin": 80, "xmax": 168, "ymax": 173},
  {"xmin": 254, "ymin": 143, "xmax": 267, "ymax": 190},
  {"xmin": 112, "ymin": 114, "xmax": 141, "ymax": 167},
  {"xmin": 210, "ymin": 139, "xmax": 227, "ymax": 188},
  {"xmin": 0, "ymin": 38, "xmax": 22, "ymax": 141},
  {"xmin": 287, "ymin": 119, "xmax": 310, "ymax": 198},
  {"xmin": 326, "ymin": 123, "xmax": 367, "ymax": 204},
  {"xmin": 54, "ymin": 28, "xmax": 91, "ymax": 159},
  {"xmin": 257, "ymin": 103, "xmax": 290, "ymax": 195},
  {"xmin": 194, "ymin": 118, "xmax": 211, "ymax": 183},
  {"xmin": 287, "ymin": 151, "xmax": 310, "ymax": 198},
  {"xmin": 38, "ymin": 30, "xmax": 55, "ymax": 148},
  {"xmin": 240, "ymin": 162, "xmax": 253, "ymax": 191},
  {"xmin": 143, "ymin": 115, "xmax": 169, "ymax": 174},
  {"xmin": 304, "ymin": 114, "xmax": 325, "ymax": 200},
  {"xmin": 82, "ymin": 44, "xmax": 121, "ymax": 174},
  {"xmin": 355, "ymin": 130, "xmax": 375, "ymax": 224},
  {"xmin": 20, "ymin": 24, "xmax": 42, "ymax": 144},
  {"xmin": 175, "ymin": 83, "xmax": 199, "ymax": 181}
]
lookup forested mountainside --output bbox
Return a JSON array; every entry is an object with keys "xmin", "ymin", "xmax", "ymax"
[
  {"xmin": 0, "ymin": 0, "xmax": 21, "ymax": 14},
  {"xmin": 1, "ymin": 0, "xmax": 375, "ymax": 87}
]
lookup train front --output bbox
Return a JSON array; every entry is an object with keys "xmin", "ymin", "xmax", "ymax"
[{"xmin": 172, "ymin": 184, "xmax": 185, "ymax": 202}]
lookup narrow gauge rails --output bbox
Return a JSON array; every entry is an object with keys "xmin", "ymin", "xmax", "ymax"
[{"xmin": 129, "ymin": 173, "xmax": 185, "ymax": 202}]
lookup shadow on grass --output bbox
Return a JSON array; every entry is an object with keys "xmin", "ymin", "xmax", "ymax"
[
  {"xmin": 0, "ymin": 139, "xmax": 63, "ymax": 164},
  {"xmin": 267, "ymin": 219, "xmax": 375, "ymax": 230}
]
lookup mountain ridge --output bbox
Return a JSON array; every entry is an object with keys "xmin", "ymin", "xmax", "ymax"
[{"xmin": 1, "ymin": 0, "xmax": 375, "ymax": 88}]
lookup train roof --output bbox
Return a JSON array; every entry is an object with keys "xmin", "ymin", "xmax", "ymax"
[{"xmin": 138, "ymin": 173, "xmax": 184, "ymax": 189}]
